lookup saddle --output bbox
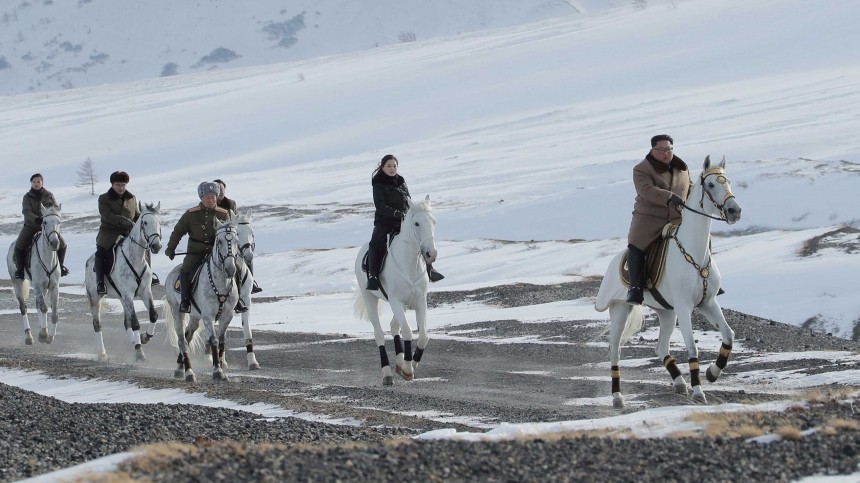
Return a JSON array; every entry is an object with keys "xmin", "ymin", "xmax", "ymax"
[
  {"xmin": 171, "ymin": 259, "xmax": 207, "ymax": 294},
  {"xmin": 620, "ymin": 223, "xmax": 677, "ymax": 290},
  {"xmin": 360, "ymin": 230, "xmax": 399, "ymax": 276},
  {"xmin": 16, "ymin": 232, "xmax": 43, "ymax": 274}
]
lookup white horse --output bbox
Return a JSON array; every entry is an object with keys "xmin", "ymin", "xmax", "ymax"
[
  {"xmin": 6, "ymin": 204, "xmax": 63, "ymax": 345},
  {"xmin": 197, "ymin": 209, "xmax": 261, "ymax": 371},
  {"xmin": 595, "ymin": 156, "xmax": 742, "ymax": 408},
  {"xmin": 84, "ymin": 202, "xmax": 162, "ymax": 362},
  {"xmin": 354, "ymin": 195, "xmax": 437, "ymax": 386},
  {"xmin": 165, "ymin": 218, "xmax": 240, "ymax": 382}
]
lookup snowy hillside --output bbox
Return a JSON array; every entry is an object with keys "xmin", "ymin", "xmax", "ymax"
[
  {"xmin": 1, "ymin": 0, "xmax": 859, "ymax": 338},
  {"xmin": 0, "ymin": 0, "xmax": 594, "ymax": 95}
]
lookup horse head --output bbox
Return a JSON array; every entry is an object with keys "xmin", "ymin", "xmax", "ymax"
[
  {"xmin": 698, "ymin": 156, "xmax": 742, "ymax": 224},
  {"xmin": 236, "ymin": 209, "xmax": 255, "ymax": 266},
  {"xmin": 40, "ymin": 203, "xmax": 62, "ymax": 250},
  {"xmin": 213, "ymin": 217, "xmax": 239, "ymax": 278},
  {"xmin": 405, "ymin": 195, "xmax": 437, "ymax": 264},
  {"xmin": 138, "ymin": 201, "xmax": 163, "ymax": 254}
]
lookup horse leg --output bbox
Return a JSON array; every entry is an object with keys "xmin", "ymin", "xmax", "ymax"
[
  {"xmin": 390, "ymin": 302, "xmax": 414, "ymax": 381},
  {"xmin": 14, "ymin": 282, "xmax": 33, "ymax": 345},
  {"xmin": 217, "ymin": 314, "xmax": 233, "ymax": 370},
  {"xmin": 173, "ymin": 312, "xmax": 195, "ymax": 382},
  {"xmin": 35, "ymin": 288, "xmax": 49, "ymax": 343},
  {"xmin": 607, "ymin": 302, "xmax": 630, "ymax": 408},
  {"xmin": 120, "ymin": 295, "xmax": 146, "ymax": 362},
  {"xmin": 363, "ymin": 291, "xmax": 392, "ymax": 386},
  {"xmin": 241, "ymin": 311, "xmax": 260, "ymax": 370},
  {"xmin": 87, "ymin": 290, "xmax": 108, "ymax": 361},
  {"xmin": 653, "ymin": 308, "xmax": 687, "ymax": 396},
  {"xmin": 698, "ymin": 299, "xmax": 735, "ymax": 383},
  {"xmin": 676, "ymin": 307, "xmax": 706, "ymax": 403},
  {"xmin": 411, "ymin": 300, "xmax": 430, "ymax": 372},
  {"xmin": 202, "ymin": 317, "xmax": 226, "ymax": 381},
  {"xmin": 141, "ymin": 290, "xmax": 159, "ymax": 344},
  {"xmin": 47, "ymin": 282, "xmax": 59, "ymax": 343}
]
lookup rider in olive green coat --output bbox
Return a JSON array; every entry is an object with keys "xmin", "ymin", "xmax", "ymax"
[{"xmin": 165, "ymin": 182, "xmax": 239, "ymax": 313}]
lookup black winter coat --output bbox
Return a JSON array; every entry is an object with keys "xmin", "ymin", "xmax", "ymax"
[{"xmin": 372, "ymin": 173, "xmax": 410, "ymax": 227}]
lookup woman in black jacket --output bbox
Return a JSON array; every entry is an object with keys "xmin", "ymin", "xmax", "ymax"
[{"xmin": 366, "ymin": 154, "xmax": 443, "ymax": 290}]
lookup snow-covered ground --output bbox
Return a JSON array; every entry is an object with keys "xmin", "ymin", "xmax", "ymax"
[{"xmin": 1, "ymin": 0, "xmax": 860, "ymax": 479}]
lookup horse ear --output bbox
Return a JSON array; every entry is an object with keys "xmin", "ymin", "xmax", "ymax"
[
  {"xmin": 424, "ymin": 194, "xmax": 430, "ymax": 204},
  {"xmin": 703, "ymin": 155, "xmax": 712, "ymax": 171},
  {"xmin": 719, "ymin": 155, "xmax": 726, "ymax": 169},
  {"xmin": 245, "ymin": 208, "xmax": 252, "ymax": 220},
  {"xmin": 138, "ymin": 201, "xmax": 143, "ymax": 213},
  {"xmin": 155, "ymin": 201, "xmax": 161, "ymax": 213}
]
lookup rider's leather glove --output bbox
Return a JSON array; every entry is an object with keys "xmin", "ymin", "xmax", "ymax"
[
  {"xmin": 165, "ymin": 247, "xmax": 175, "ymax": 260},
  {"xmin": 668, "ymin": 194, "xmax": 684, "ymax": 207}
]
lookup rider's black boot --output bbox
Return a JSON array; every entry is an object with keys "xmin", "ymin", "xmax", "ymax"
[
  {"xmin": 234, "ymin": 299, "xmax": 248, "ymax": 313},
  {"xmin": 625, "ymin": 245, "xmax": 645, "ymax": 305},
  {"xmin": 58, "ymin": 246, "xmax": 69, "ymax": 277},
  {"xmin": 13, "ymin": 247, "xmax": 25, "ymax": 279},
  {"xmin": 249, "ymin": 261, "xmax": 262, "ymax": 293},
  {"xmin": 366, "ymin": 245, "xmax": 382, "ymax": 291},
  {"xmin": 427, "ymin": 263, "xmax": 445, "ymax": 282},
  {"xmin": 179, "ymin": 271, "xmax": 192, "ymax": 313},
  {"xmin": 94, "ymin": 255, "xmax": 107, "ymax": 295}
]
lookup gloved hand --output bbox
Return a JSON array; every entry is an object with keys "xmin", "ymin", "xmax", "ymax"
[
  {"xmin": 120, "ymin": 217, "xmax": 134, "ymax": 230},
  {"xmin": 394, "ymin": 210, "xmax": 406, "ymax": 219},
  {"xmin": 668, "ymin": 194, "xmax": 684, "ymax": 207},
  {"xmin": 35, "ymin": 216, "xmax": 43, "ymax": 226},
  {"xmin": 165, "ymin": 247, "xmax": 175, "ymax": 260}
]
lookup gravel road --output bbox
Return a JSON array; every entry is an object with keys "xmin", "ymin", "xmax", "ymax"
[{"xmin": 0, "ymin": 279, "xmax": 858, "ymax": 482}]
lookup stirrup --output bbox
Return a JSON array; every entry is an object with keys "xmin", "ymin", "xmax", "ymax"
[
  {"xmin": 151, "ymin": 273, "xmax": 160, "ymax": 286},
  {"xmin": 14, "ymin": 269, "xmax": 24, "ymax": 280},
  {"xmin": 366, "ymin": 276, "xmax": 380, "ymax": 291},
  {"xmin": 97, "ymin": 281, "xmax": 107, "ymax": 295},
  {"xmin": 626, "ymin": 287, "xmax": 643, "ymax": 305},
  {"xmin": 61, "ymin": 266, "xmax": 70, "ymax": 277},
  {"xmin": 179, "ymin": 300, "xmax": 191, "ymax": 313},
  {"xmin": 234, "ymin": 301, "xmax": 248, "ymax": 313},
  {"xmin": 428, "ymin": 269, "xmax": 445, "ymax": 282},
  {"xmin": 251, "ymin": 281, "xmax": 263, "ymax": 294}
]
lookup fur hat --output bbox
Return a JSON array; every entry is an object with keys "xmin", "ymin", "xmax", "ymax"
[
  {"xmin": 109, "ymin": 171, "xmax": 130, "ymax": 183},
  {"xmin": 197, "ymin": 181, "xmax": 220, "ymax": 198}
]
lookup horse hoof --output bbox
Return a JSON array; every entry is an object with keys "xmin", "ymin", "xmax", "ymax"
[
  {"xmin": 46, "ymin": 335, "xmax": 54, "ymax": 344},
  {"xmin": 220, "ymin": 359, "xmax": 229, "ymax": 370},
  {"xmin": 612, "ymin": 392, "xmax": 625, "ymax": 409},
  {"xmin": 185, "ymin": 372, "xmax": 196, "ymax": 383},
  {"xmin": 174, "ymin": 369, "xmax": 184, "ymax": 379},
  {"xmin": 24, "ymin": 331, "xmax": 33, "ymax": 346},
  {"xmin": 213, "ymin": 371, "xmax": 228, "ymax": 381},
  {"xmin": 248, "ymin": 362, "xmax": 261, "ymax": 370},
  {"xmin": 692, "ymin": 387, "xmax": 707, "ymax": 404},
  {"xmin": 38, "ymin": 329, "xmax": 48, "ymax": 343},
  {"xmin": 141, "ymin": 332, "xmax": 153, "ymax": 345},
  {"xmin": 705, "ymin": 365, "xmax": 720, "ymax": 383},
  {"xmin": 395, "ymin": 364, "xmax": 414, "ymax": 381},
  {"xmin": 98, "ymin": 352, "xmax": 109, "ymax": 362},
  {"xmin": 673, "ymin": 377, "xmax": 689, "ymax": 396},
  {"xmin": 412, "ymin": 360, "xmax": 420, "ymax": 371},
  {"xmin": 382, "ymin": 375, "xmax": 394, "ymax": 386},
  {"xmin": 135, "ymin": 350, "xmax": 147, "ymax": 362}
]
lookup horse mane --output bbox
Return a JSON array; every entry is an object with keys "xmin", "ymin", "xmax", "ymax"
[
  {"xmin": 43, "ymin": 204, "xmax": 62, "ymax": 216},
  {"xmin": 143, "ymin": 202, "xmax": 159, "ymax": 213}
]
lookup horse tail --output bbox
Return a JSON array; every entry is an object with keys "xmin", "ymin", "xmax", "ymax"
[
  {"xmin": 188, "ymin": 325, "xmax": 207, "ymax": 355},
  {"xmin": 353, "ymin": 289, "xmax": 377, "ymax": 321},
  {"xmin": 21, "ymin": 278, "xmax": 30, "ymax": 295},
  {"xmin": 164, "ymin": 298, "xmax": 179, "ymax": 349},
  {"xmin": 620, "ymin": 304, "xmax": 644, "ymax": 344}
]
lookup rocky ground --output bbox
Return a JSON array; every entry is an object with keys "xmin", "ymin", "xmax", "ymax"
[{"xmin": 0, "ymin": 278, "xmax": 858, "ymax": 482}]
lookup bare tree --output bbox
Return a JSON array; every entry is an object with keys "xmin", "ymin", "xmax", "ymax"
[{"xmin": 76, "ymin": 157, "xmax": 98, "ymax": 195}]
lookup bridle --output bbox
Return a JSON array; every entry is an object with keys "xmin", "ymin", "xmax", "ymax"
[
  {"xmin": 681, "ymin": 167, "xmax": 736, "ymax": 222},
  {"xmin": 116, "ymin": 211, "xmax": 161, "ymax": 294},
  {"xmin": 128, "ymin": 211, "xmax": 162, "ymax": 251},
  {"xmin": 237, "ymin": 221, "xmax": 255, "ymax": 261},
  {"xmin": 404, "ymin": 209, "xmax": 437, "ymax": 263},
  {"xmin": 40, "ymin": 212, "xmax": 62, "ymax": 248},
  {"xmin": 204, "ymin": 223, "xmax": 238, "ymax": 321}
]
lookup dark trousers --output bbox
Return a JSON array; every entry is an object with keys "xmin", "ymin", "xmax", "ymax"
[
  {"xmin": 368, "ymin": 225, "xmax": 396, "ymax": 277},
  {"xmin": 627, "ymin": 244, "xmax": 646, "ymax": 289}
]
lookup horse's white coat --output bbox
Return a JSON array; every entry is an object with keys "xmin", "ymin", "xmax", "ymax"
[
  {"xmin": 595, "ymin": 157, "xmax": 743, "ymax": 408},
  {"xmin": 354, "ymin": 195, "xmax": 438, "ymax": 385},
  {"xmin": 5, "ymin": 204, "xmax": 63, "ymax": 345},
  {"xmin": 164, "ymin": 217, "xmax": 240, "ymax": 382},
  {"xmin": 84, "ymin": 202, "xmax": 162, "ymax": 361}
]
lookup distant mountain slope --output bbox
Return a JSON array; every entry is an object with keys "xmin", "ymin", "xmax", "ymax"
[{"xmin": 0, "ymin": 0, "xmax": 593, "ymax": 95}]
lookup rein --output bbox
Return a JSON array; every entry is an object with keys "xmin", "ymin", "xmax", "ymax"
[{"xmin": 117, "ymin": 211, "xmax": 161, "ymax": 295}]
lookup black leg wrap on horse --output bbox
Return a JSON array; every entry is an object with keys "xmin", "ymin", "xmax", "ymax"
[
  {"xmin": 245, "ymin": 340, "xmax": 254, "ymax": 353},
  {"xmin": 663, "ymin": 355, "xmax": 682, "ymax": 380},
  {"xmin": 611, "ymin": 365, "xmax": 621, "ymax": 394},
  {"xmin": 378, "ymin": 345, "xmax": 390, "ymax": 368},
  {"xmin": 404, "ymin": 340, "xmax": 413, "ymax": 361},
  {"xmin": 413, "ymin": 346, "xmax": 424, "ymax": 363},
  {"xmin": 689, "ymin": 358, "xmax": 701, "ymax": 387},
  {"xmin": 393, "ymin": 335, "xmax": 403, "ymax": 355},
  {"xmin": 716, "ymin": 343, "xmax": 732, "ymax": 369}
]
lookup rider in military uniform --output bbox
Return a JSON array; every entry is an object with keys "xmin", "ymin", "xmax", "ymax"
[
  {"xmin": 214, "ymin": 178, "xmax": 262, "ymax": 294},
  {"xmin": 14, "ymin": 173, "xmax": 70, "ymax": 279},
  {"xmin": 165, "ymin": 182, "xmax": 244, "ymax": 314}
]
